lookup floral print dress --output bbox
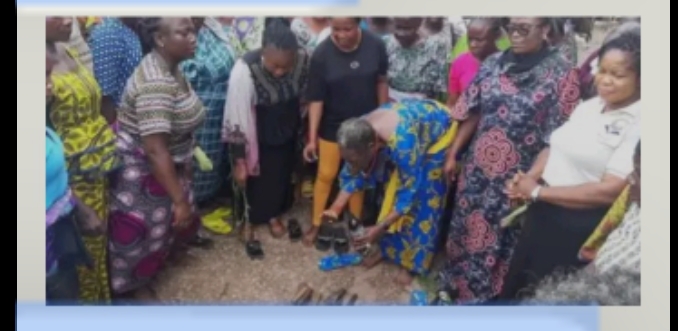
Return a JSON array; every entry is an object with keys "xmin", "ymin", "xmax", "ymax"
[{"xmin": 439, "ymin": 48, "xmax": 580, "ymax": 303}]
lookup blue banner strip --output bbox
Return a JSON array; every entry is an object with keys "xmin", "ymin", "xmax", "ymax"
[{"xmin": 16, "ymin": 304, "xmax": 598, "ymax": 331}]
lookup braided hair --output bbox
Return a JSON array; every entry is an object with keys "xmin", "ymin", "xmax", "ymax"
[
  {"xmin": 137, "ymin": 17, "xmax": 162, "ymax": 55},
  {"xmin": 262, "ymin": 18, "xmax": 298, "ymax": 51},
  {"xmin": 599, "ymin": 30, "xmax": 640, "ymax": 76}
]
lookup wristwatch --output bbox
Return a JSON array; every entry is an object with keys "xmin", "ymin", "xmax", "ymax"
[{"xmin": 530, "ymin": 185, "xmax": 542, "ymax": 201}]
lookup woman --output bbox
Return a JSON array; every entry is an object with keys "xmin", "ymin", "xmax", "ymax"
[
  {"xmin": 385, "ymin": 17, "xmax": 448, "ymax": 100},
  {"xmin": 46, "ymin": 45, "xmax": 103, "ymax": 303},
  {"xmin": 88, "ymin": 17, "xmax": 143, "ymax": 125},
  {"xmin": 291, "ymin": 17, "xmax": 330, "ymax": 53},
  {"xmin": 46, "ymin": 16, "xmax": 118, "ymax": 303},
  {"xmin": 500, "ymin": 30, "xmax": 640, "ymax": 299},
  {"xmin": 302, "ymin": 17, "xmax": 389, "ymax": 246},
  {"xmin": 579, "ymin": 19, "xmax": 640, "ymax": 100},
  {"xmin": 447, "ymin": 17, "xmax": 501, "ymax": 108},
  {"xmin": 222, "ymin": 20, "xmax": 308, "ymax": 256},
  {"xmin": 450, "ymin": 23, "xmax": 510, "ymax": 61},
  {"xmin": 439, "ymin": 17, "xmax": 580, "ymax": 304},
  {"xmin": 180, "ymin": 17, "xmax": 236, "ymax": 205},
  {"xmin": 330, "ymin": 99, "xmax": 456, "ymax": 285},
  {"xmin": 108, "ymin": 17, "xmax": 205, "ymax": 297}
]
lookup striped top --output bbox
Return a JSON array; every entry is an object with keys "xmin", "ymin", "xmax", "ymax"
[
  {"xmin": 594, "ymin": 203, "xmax": 640, "ymax": 273},
  {"xmin": 118, "ymin": 53, "xmax": 205, "ymax": 162}
]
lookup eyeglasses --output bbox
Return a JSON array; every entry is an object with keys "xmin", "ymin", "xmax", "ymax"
[{"xmin": 506, "ymin": 23, "xmax": 539, "ymax": 36}]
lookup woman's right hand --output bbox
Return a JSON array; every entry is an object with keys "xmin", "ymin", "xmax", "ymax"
[
  {"xmin": 233, "ymin": 162, "xmax": 247, "ymax": 188},
  {"xmin": 303, "ymin": 141, "xmax": 317, "ymax": 162},
  {"xmin": 172, "ymin": 200, "xmax": 192, "ymax": 228}
]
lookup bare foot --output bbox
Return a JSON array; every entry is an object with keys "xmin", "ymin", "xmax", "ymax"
[
  {"xmin": 361, "ymin": 249, "xmax": 382, "ymax": 269},
  {"xmin": 394, "ymin": 269, "xmax": 413, "ymax": 286},
  {"xmin": 269, "ymin": 219, "xmax": 286, "ymax": 238},
  {"xmin": 303, "ymin": 226, "xmax": 318, "ymax": 246}
]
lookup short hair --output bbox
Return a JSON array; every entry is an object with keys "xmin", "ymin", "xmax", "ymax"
[
  {"xmin": 336, "ymin": 118, "xmax": 376, "ymax": 153},
  {"xmin": 468, "ymin": 17, "xmax": 503, "ymax": 36},
  {"xmin": 599, "ymin": 30, "xmax": 640, "ymax": 75},
  {"xmin": 525, "ymin": 267, "xmax": 640, "ymax": 305}
]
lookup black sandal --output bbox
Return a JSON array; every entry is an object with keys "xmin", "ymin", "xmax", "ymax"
[
  {"xmin": 187, "ymin": 235, "xmax": 214, "ymax": 249},
  {"xmin": 332, "ymin": 227, "xmax": 349, "ymax": 254},
  {"xmin": 245, "ymin": 240, "xmax": 264, "ymax": 259},
  {"xmin": 287, "ymin": 219, "xmax": 302, "ymax": 242},
  {"xmin": 315, "ymin": 223, "xmax": 333, "ymax": 251}
]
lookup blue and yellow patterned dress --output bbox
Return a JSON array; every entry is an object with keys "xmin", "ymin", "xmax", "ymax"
[{"xmin": 339, "ymin": 99, "xmax": 457, "ymax": 274}]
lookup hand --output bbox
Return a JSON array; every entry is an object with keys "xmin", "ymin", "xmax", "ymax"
[
  {"xmin": 354, "ymin": 224, "xmax": 385, "ymax": 246},
  {"xmin": 172, "ymin": 200, "xmax": 192, "ymax": 228},
  {"xmin": 443, "ymin": 155, "xmax": 457, "ymax": 182},
  {"xmin": 320, "ymin": 209, "xmax": 338, "ymax": 223},
  {"xmin": 233, "ymin": 162, "xmax": 247, "ymax": 188},
  {"xmin": 504, "ymin": 172, "xmax": 523, "ymax": 200},
  {"xmin": 302, "ymin": 141, "xmax": 317, "ymax": 162},
  {"xmin": 514, "ymin": 173, "xmax": 539, "ymax": 197},
  {"xmin": 74, "ymin": 203, "xmax": 105, "ymax": 236}
]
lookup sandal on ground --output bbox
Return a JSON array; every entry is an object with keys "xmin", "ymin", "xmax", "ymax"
[
  {"xmin": 332, "ymin": 227, "xmax": 349, "ymax": 254},
  {"xmin": 323, "ymin": 288, "xmax": 347, "ymax": 305},
  {"xmin": 292, "ymin": 283, "xmax": 314, "ymax": 305},
  {"xmin": 315, "ymin": 223, "xmax": 333, "ymax": 251},
  {"xmin": 287, "ymin": 218, "xmax": 302, "ymax": 242},
  {"xmin": 245, "ymin": 240, "xmax": 264, "ymax": 259},
  {"xmin": 187, "ymin": 235, "xmax": 214, "ymax": 249}
]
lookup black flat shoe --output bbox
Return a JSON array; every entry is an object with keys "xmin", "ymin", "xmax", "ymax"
[
  {"xmin": 288, "ymin": 219, "xmax": 302, "ymax": 242},
  {"xmin": 245, "ymin": 240, "xmax": 264, "ymax": 259},
  {"xmin": 315, "ymin": 223, "xmax": 332, "ymax": 251},
  {"xmin": 332, "ymin": 227, "xmax": 349, "ymax": 254},
  {"xmin": 187, "ymin": 235, "xmax": 214, "ymax": 249}
]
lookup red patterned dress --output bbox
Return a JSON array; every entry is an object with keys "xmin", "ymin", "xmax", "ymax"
[{"xmin": 440, "ymin": 48, "xmax": 580, "ymax": 303}]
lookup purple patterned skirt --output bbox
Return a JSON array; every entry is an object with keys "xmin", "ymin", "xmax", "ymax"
[{"xmin": 107, "ymin": 132, "xmax": 198, "ymax": 294}]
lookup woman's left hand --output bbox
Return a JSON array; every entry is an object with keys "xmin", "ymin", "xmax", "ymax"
[{"xmin": 354, "ymin": 224, "xmax": 385, "ymax": 246}]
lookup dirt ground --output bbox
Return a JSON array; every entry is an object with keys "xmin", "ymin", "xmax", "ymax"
[{"xmin": 148, "ymin": 22, "xmax": 613, "ymax": 305}]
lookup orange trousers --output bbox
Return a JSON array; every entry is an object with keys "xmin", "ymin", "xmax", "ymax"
[{"xmin": 312, "ymin": 139, "xmax": 364, "ymax": 226}]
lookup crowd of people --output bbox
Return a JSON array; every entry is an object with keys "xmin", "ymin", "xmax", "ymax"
[{"xmin": 44, "ymin": 16, "xmax": 641, "ymax": 305}]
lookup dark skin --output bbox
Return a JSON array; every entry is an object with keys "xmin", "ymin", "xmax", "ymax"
[
  {"xmin": 446, "ymin": 19, "xmax": 499, "ymax": 108},
  {"xmin": 505, "ymin": 49, "xmax": 639, "ymax": 208},
  {"xmin": 367, "ymin": 17, "xmax": 392, "ymax": 35},
  {"xmin": 302, "ymin": 17, "xmax": 389, "ymax": 244},
  {"xmin": 322, "ymin": 111, "xmax": 413, "ymax": 285},
  {"xmin": 393, "ymin": 17, "xmax": 423, "ymax": 47},
  {"xmin": 443, "ymin": 17, "xmax": 548, "ymax": 182},
  {"xmin": 233, "ymin": 46, "xmax": 298, "ymax": 239},
  {"xmin": 142, "ymin": 18, "xmax": 197, "ymax": 229},
  {"xmin": 423, "ymin": 17, "xmax": 444, "ymax": 33},
  {"xmin": 47, "ymin": 48, "xmax": 105, "ymax": 236}
]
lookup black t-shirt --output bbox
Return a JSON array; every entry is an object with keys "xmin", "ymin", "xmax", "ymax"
[{"xmin": 306, "ymin": 31, "xmax": 388, "ymax": 142}]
